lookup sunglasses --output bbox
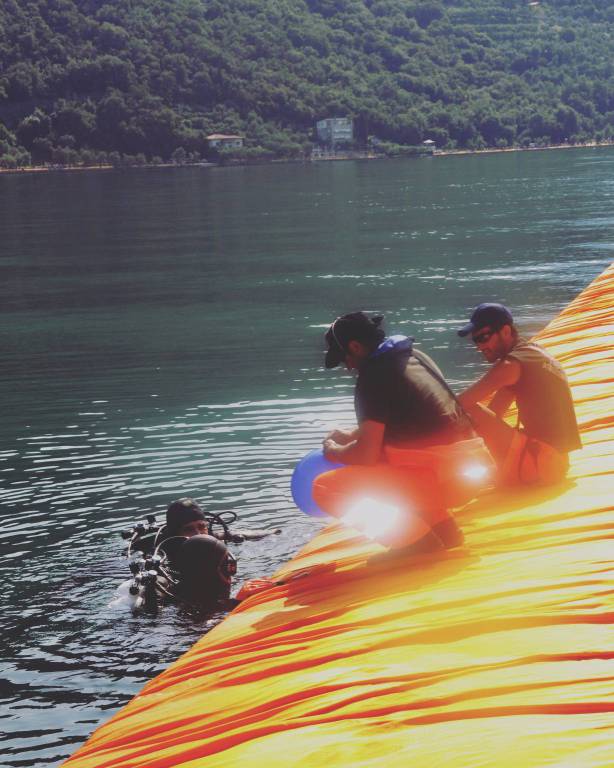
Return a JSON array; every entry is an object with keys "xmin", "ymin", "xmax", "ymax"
[{"xmin": 472, "ymin": 329, "xmax": 497, "ymax": 345}]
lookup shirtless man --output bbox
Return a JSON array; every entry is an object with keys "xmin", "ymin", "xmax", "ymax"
[{"xmin": 457, "ymin": 303, "xmax": 581, "ymax": 485}]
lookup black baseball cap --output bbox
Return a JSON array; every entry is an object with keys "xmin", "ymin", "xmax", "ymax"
[
  {"xmin": 324, "ymin": 311, "xmax": 385, "ymax": 368},
  {"xmin": 457, "ymin": 303, "xmax": 514, "ymax": 337}
]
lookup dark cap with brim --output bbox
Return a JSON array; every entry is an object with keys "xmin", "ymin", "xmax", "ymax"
[
  {"xmin": 324, "ymin": 342, "xmax": 345, "ymax": 369},
  {"xmin": 458, "ymin": 303, "xmax": 514, "ymax": 337},
  {"xmin": 324, "ymin": 311, "xmax": 385, "ymax": 368}
]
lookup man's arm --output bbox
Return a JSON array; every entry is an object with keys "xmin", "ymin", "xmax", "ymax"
[
  {"xmin": 458, "ymin": 359, "xmax": 521, "ymax": 410},
  {"xmin": 488, "ymin": 386, "xmax": 516, "ymax": 417},
  {"xmin": 323, "ymin": 420, "xmax": 385, "ymax": 465}
]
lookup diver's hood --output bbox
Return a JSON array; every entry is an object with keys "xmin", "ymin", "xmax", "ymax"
[{"xmin": 175, "ymin": 534, "xmax": 236, "ymax": 605}]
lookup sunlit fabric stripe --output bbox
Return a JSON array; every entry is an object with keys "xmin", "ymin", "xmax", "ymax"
[{"xmin": 63, "ymin": 262, "xmax": 614, "ymax": 768}]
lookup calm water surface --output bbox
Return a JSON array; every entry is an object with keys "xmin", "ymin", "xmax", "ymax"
[{"xmin": 1, "ymin": 147, "xmax": 613, "ymax": 766}]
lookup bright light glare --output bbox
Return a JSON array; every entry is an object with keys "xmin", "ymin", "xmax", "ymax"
[
  {"xmin": 341, "ymin": 497, "xmax": 400, "ymax": 539},
  {"xmin": 461, "ymin": 463, "xmax": 489, "ymax": 482}
]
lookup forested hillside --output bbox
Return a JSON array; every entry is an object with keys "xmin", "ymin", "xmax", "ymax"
[{"xmin": 1, "ymin": 0, "xmax": 613, "ymax": 166}]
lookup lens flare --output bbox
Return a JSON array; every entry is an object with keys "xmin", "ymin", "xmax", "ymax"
[
  {"xmin": 461, "ymin": 463, "xmax": 490, "ymax": 482},
  {"xmin": 341, "ymin": 497, "xmax": 400, "ymax": 539}
]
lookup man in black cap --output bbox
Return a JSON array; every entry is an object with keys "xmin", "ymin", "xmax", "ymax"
[
  {"xmin": 323, "ymin": 311, "xmax": 473, "ymax": 462},
  {"xmin": 457, "ymin": 303, "xmax": 581, "ymax": 485},
  {"xmin": 317, "ymin": 311, "xmax": 476, "ymax": 552}
]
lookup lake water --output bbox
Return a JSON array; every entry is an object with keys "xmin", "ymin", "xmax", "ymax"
[{"xmin": 1, "ymin": 147, "xmax": 612, "ymax": 766}]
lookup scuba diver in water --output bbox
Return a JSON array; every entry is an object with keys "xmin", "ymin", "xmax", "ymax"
[
  {"xmin": 457, "ymin": 303, "xmax": 581, "ymax": 485},
  {"xmin": 123, "ymin": 497, "xmax": 279, "ymax": 613},
  {"xmin": 158, "ymin": 498, "xmax": 238, "ymax": 606},
  {"xmin": 316, "ymin": 311, "xmax": 489, "ymax": 554}
]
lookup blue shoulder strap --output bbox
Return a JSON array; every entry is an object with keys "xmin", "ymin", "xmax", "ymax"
[{"xmin": 370, "ymin": 335, "xmax": 414, "ymax": 359}]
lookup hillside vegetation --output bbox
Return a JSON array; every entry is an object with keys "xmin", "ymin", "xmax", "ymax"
[{"xmin": 1, "ymin": 0, "xmax": 613, "ymax": 166}]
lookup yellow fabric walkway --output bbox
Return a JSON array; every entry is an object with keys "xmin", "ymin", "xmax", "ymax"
[{"xmin": 65, "ymin": 264, "xmax": 614, "ymax": 768}]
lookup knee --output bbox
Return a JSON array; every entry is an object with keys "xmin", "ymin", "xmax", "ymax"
[{"xmin": 465, "ymin": 402, "xmax": 493, "ymax": 421}]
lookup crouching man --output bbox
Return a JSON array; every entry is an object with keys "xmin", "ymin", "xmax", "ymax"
[{"xmin": 315, "ymin": 311, "xmax": 480, "ymax": 554}]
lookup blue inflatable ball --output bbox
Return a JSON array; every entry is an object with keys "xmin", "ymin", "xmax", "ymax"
[{"xmin": 291, "ymin": 449, "xmax": 343, "ymax": 517}]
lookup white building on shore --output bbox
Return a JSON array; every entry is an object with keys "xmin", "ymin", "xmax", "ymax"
[
  {"xmin": 316, "ymin": 118, "xmax": 354, "ymax": 147},
  {"xmin": 206, "ymin": 134, "xmax": 244, "ymax": 150}
]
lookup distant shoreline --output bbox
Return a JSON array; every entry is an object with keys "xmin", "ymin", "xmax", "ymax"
[
  {"xmin": 1, "ymin": 140, "xmax": 613, "ymax": 176},
  {"xmin": 434, "ymin": 140, "xmax": 614, "ymax": 158},
  {"xmin": 0, "ymin": 161, "xmax": 215, "ymax": 176}
]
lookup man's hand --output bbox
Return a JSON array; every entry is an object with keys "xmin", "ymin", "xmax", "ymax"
[
  {"xmin": 322, "ymin": 420, "xmax": 385, "ymax": 465},
  {"xmin": 322, "ymin": 437, "xmax": 341, "ymax": 457},
  {"xmin": 324, "ymin": 428, "xmax": 357, "ymax": 446}
]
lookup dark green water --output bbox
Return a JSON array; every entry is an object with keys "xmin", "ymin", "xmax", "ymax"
[{"xmin": 1, "ymin": 147, "xmax": 612, "ymax": 766}]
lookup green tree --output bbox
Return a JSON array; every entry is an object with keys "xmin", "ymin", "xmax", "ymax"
[
  {"xmin": 16, "ymin": 110, "xmax": 51, "ymax": 150},
  {"xmin": 0, "ymin": 0, "xmax": 613, "ymax": 163},
  {"xmin": 53, "ymin": 104, "xmax": 95, "ymax": 146},
  {"xmin": 171, "ymin": 146, "xmax": 187, "ymax": 164}
]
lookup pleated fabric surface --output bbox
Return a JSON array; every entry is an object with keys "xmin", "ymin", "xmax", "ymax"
[{"xmin": 64, "ymin": 263, "xmax": 614, "ymax": 768}]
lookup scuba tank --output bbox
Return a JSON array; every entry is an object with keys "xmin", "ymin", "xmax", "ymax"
[{"xmin": 127, "ymin": 552, "xmax": 171, "ymax": 613}]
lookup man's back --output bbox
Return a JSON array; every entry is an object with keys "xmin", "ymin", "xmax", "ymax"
[
  {"xmin": 355, "ymin": 340, "xmax": 472, "ymax": 446},
  {"xmin": 507, "ymin": 340, "xmax": 581, "ymax": 452}
]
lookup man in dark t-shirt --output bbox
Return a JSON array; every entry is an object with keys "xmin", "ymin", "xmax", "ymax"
[
  {"xmin": 322, "ymin": 312, "xmax": 473, "ymax": 463},
  {"xmin": 315, "ymin": 311, "xmax": 476, "ymax": 553},
  {"xmin": 457, "ymin": 303, "xmax": 581, "ymax": 485}
]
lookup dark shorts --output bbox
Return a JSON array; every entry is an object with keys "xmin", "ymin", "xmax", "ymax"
[{"xmin": 501, "ymin": 431, "xmax": 569, "ymax": 485}]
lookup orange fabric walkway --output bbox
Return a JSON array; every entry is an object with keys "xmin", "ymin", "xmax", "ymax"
[{"xmin": 64, "ymin": 263, "xmax": 614, "ymax": 768}]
